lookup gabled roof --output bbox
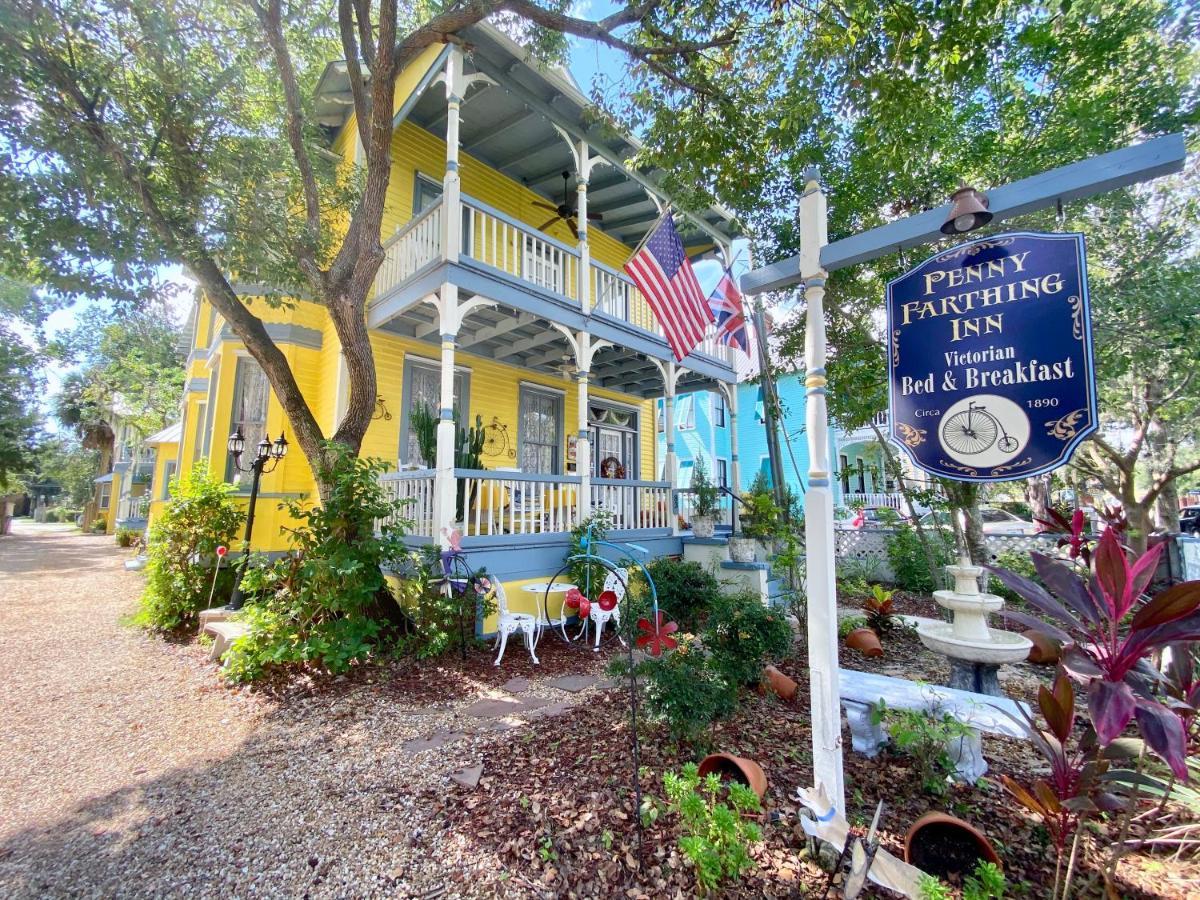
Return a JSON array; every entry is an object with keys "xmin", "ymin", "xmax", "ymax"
[{"xmin": 313, "ymin": 22, "xmax": 739, "ymax": 250}]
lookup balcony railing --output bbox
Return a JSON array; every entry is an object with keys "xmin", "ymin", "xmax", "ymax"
[
  {"xmin": 374, "ymin": 199, "xmax": 444, "ymax": 300},
  {"xmin": 372, "ymin": 193, "xmax": 736, "ymax": 368}
]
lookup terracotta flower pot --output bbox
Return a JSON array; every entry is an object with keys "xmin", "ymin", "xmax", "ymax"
[
  {"xmin": 904, "ymin": 811, "xmax": 1001, "ymax": 880},
  {"xmin": 1024, "ymin": 630, "xmax": 1061, "ymax": 665},
  {"xmin": 762, "ymin": 664, "xmax": 798, "ymax": 702},
  {"xmin": 845, "ymin": 627, "xmax": 883, "ymax": 658},
  {"xmin": 696, "ymin": 753, "xmax": 768, "ymax": 800}
]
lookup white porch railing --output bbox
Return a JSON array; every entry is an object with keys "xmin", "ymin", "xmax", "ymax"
[
  {"xmin": 592, "ymin": 478, "xmax": 672, "ymax": 530},
  {"xmin": 457, "ymin": 469, "xmax": 581, "ymax": 536},
  {"xmin": 845, "ymin": 492, "xmax": 904, "ymax": 510},
  {"xmin": 593, "ymin": 260, "xmax": 661, "ymax": 335},
  {"xmin": 379, "ymin": 470, "xmax": 436, "ymax": 534},
  {"xmin": 117, "ymin": 494, "xmax": 150, "ymax": 521},
  {"xmin": 374, "ymin": 199, "xmax": 444, "ymax": 300},
  {"xmin": 674, "ymin": 488, "xmax": 735, "ymax": 530},
  {"xmin": 463, "ymin": 196, "xmax": 579, "ymax": 301}
]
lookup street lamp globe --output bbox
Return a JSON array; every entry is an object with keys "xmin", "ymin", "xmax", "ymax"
[
  {"xmin": 227, "ymin": 428, "xmax": 245, "ymax": 458},
  {"xmin": 271, "ymin": 433, "xmax": 289, "ymax": 459},
  {"xmin": 255, "ymin": 436, "xmax": 272, "ymax": 461}
]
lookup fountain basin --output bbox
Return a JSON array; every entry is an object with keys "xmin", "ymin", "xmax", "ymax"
[{"xmin": 917, "ymin": 621, "xmax": 1032, "ymax": 665}]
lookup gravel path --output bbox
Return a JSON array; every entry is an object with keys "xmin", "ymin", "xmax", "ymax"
[{"xmin": 0, "ymin": 521, "xmax": 602, "ymax": 898}]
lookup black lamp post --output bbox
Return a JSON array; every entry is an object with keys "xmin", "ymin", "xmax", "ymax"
[{"xmin": 227, "ymin": 428, "xmax": 288, "ymax": 610}]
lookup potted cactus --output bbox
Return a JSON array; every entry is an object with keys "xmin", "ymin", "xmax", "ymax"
[{"xmin": 689, "ymin": 456, "xmax": 720, "ymax": 538}]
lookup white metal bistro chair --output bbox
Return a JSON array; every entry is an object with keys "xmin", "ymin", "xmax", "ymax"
[
  {"xmin": 492, "ymin": 580, "xmax": 539, "ymax": 666},
  {"xmin": 577, "ymin": 567, "xmax": 628, "ymax": 651}
]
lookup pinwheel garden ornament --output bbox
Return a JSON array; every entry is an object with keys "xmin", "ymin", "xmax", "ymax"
[{"xmin": 636, "ymin": 612, "xmax": 678, "ymax": 657}]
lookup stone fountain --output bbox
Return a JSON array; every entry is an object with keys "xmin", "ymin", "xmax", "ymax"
[{"xmin": 917, "ymin": 560, "xmax": 1032, "ymax": 696}]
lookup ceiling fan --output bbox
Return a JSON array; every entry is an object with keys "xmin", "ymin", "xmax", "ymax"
[{"xmin": 531, "ymin": 172, "xmax": 603, "ymax": 238}]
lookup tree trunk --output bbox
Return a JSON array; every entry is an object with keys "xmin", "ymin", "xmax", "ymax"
[
  {"xmin": 942, "ymin": 480, "xmax": 986, "ymax": 566},
  {"xmin": 1157, "ymin": 480, "xmax": 1181, "ymax": 532},
  {"xmin": 1025, "ymin": 475, "xmax": 1051, "ymax": 527}
]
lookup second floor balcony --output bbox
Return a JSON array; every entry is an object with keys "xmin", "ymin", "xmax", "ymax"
[{"xmin": 368, "ymin": 192, "xmax": 739, "ymax": 385}]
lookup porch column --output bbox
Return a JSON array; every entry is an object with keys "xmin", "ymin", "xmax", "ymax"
[
  {"xmin": 799, "ymin": 171, "xmax": 845, "ymax": 814},
  {"xmin": 576, "ymin": 143, "xmax": 591, "ymax": 311},
  {"xmin": 725, "ymin": 382, "xmax": 741, "ymax": 532},
  {"xmin": 434, "ymin": 284, "xmax": 459, "ymax": 548},
  {"xmin": 442, "ymin": 47, "xmax": 463, "ymax": 264},
  {"xmin": 576, "ymin": 368, "xmax": 591, "ymax": 522}
]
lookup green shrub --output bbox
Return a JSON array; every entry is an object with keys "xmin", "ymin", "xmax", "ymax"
[
  {"xmin": 137, "ymin": 462, "xmax": 242, "ymax": 630},
  {"xmin": 398, "ymin": 548, "xmax": 496, "ymax": 659},
  {"xmin": 885, "ymin": 523, "xmax": 954, "ymax": 594},
  {"xmin": 663, "ymin": 762, "xmax": 762, "ymax": 894},
  {"xmin": 617, "ymin": 635, "xmax": 737, "ymax": 746},
  {"xmin": 114, "ymin": 526, "xmax": 141, "ymax": 548},
  {"xmin": 871, "ymin": 700, "xmax": 974, "ymax": 796},
  {"xmin": 838, "ymin": 615, "xmax": 868, "ymax": 638},
  {"xmin": 89, "ymin": 516, "xmax": 107, "ymax": 533},
  {"xmin": 702, "ymin": 593, "xmax": 791, "ymax": 686},
  {"xmin": 989, "ymin": 549, "xmax": 1040, "ymax": 605},
  {"xmin": 222, "ymin": 447, "xmax": 414, "ymax": 681},
  {"xmin": 639, "ymin": 556, "xmax": 722, "ymax": 632}
]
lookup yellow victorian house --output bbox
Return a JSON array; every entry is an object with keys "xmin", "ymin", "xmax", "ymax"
[{"xmin": 167, "ymin": 25, "xmax": 745, "ymax": 626}]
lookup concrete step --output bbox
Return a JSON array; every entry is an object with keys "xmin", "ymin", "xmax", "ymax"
[{"xmin": 202, "ymin": 620, "xmax": 249, "ymax": 662}]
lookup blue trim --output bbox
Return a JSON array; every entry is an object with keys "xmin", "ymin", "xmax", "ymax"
[
  {"xmin": 441, "ymin": 333, "xmax": 457, "ymax": 343},
  {"xmin": 682, "ymin": 536, "xmax": 727, "ymax": 546},
  {"xmin": 721, "ymin": 560, "xmax": 770, "ymax": 571},
  {"xmin": 446, "ymin": 160, "xmax": 459, "ymax": 172},
  {"xmin": 810, "ymin": 477, "xmax": 830, "ymax": 486},
  {"xmin": 440, "ymin": 408, "xmax": 454, "ymax": 420},
  {"xmin": 454, "ymin": 467, "xmax": 581, "ymax": 485}
]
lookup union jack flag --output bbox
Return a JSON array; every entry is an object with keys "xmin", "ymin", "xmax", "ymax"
[
  {"xmin": 624, "ymin": 213, "xmax": 713, "ymax": 361},
  {"xmin": 708, "ymin": 269, "xmax": 748, "ymax": 354}
]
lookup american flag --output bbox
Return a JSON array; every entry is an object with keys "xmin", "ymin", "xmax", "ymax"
[
  {"xmin": 624, "ymin": 213, "xmax": 713, "ymax": 361},
  {"xmin": 708, "ymin": 268, "xmax": 749, "ymax": 355}
]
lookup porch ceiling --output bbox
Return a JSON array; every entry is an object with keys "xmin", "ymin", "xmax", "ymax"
[
  {"xmin": 378, "ymin": 301, "xmax": 720, "ymax": 399},
  {"xmin": 392, "ymin": 26, "xmax": 737, "ymax": 251}
]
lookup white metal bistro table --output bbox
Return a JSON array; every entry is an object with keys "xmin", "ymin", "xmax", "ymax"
[{"xmin": 521, "ymin": 581, "xmax": 579, "ymax": 642}]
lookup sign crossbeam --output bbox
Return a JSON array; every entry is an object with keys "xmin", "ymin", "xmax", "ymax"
[{"xmin": 741, "ymin": 132, "xmax": 1186, "ymax": 295}]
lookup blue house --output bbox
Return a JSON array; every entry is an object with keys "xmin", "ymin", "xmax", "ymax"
[{"xmin": 657, "ymin": 375, "xmax": 914, "ymax": 514}]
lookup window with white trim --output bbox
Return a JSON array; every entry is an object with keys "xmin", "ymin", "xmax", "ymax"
[{"xmin": 518, "ymin": 386, "xmax": 563, "ymax": 474}]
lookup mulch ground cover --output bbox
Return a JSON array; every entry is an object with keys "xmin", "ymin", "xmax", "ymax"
[{"xmin": 418, "ymin": 635, "xmax": 1198, "ymax": 898}]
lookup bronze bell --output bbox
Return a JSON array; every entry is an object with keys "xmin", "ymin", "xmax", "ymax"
[{"xmin": 940, "ymin": 183, "xmax": 993, "ymax": 235}]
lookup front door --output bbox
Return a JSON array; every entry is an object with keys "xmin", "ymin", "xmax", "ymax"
[{"xmin": 590, "ymin": 404, "xmax": 639, "ymax": 528}]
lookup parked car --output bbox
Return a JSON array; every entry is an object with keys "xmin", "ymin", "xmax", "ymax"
[
  {"xmin": 1180, "ymin": 507, "xmax": 1200, "ymax": 535},
  {"xmin": 842, "ymin": 505, "xmax": 908, "ymax": 529},
  {"xmin": 918, "ymin": 507, "xmax": 1039, "ymax": 536}
]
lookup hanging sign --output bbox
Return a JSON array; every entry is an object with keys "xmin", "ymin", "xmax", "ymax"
[{"xmin": 886, "ymin": 232, "xmax": 1097, "ymax": 482}]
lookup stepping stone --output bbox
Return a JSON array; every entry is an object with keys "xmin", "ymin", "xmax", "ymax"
[
  {"xmin": 500, "ymin": 677, "xmax": 530, "ymax": 694},
  {"xmin": 545, "ymin": 675, "xmax": 597, "ymax": 693},
  {"xmin": 450, "ymin": 764, "xmax": 483, "ymax": 789},
  {"xmin": 521, "ymin": 701, "xmax": 573, "ymax": 720},
  {"xmin": 461, "ymin": 697, "xmax": 527, "ymax": 718},
  {"xmin": 401, "ymin": 730, "xmax": 466, "ymax": 755}
]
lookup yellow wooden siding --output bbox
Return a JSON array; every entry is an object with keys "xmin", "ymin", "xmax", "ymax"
[{"xmin": 145, "ymin": 440, "xmax": 180, "ymax": 529}]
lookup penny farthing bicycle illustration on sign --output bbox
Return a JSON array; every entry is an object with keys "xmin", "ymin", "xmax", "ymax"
[{"xmin": 938, "ymin": 393, "xmax": 1031, "ymax": 469}]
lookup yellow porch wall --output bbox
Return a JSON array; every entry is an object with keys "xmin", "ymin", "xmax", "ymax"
[
  {"xmin": 364, "ymin": 330, "xmax": 655, "ymax": 479},
  {"xmin": 146, "ymin": 440, "xmax": 179, "ymax": 528}
]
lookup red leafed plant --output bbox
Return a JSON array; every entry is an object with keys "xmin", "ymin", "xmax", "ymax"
[
  {"xmin": 1163, "ymin": 643, "xmax": 1200, "ymax": 746},
  {"xmin": 1001, "ymin": 667, "xmax": 1120, "ymax": 898},
  {"xmin": 989, "ymin": 527, "xmax": 1200, "ymax": 778}
]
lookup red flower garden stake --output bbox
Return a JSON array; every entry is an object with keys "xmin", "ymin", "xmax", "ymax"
[
  {"xmin": 636, "ymin": 612, "xmax": 679, "ymax": 657},
  {"xmin": 564, "ymin": 587, "xmax": 583, "ymax": 610},
  {"xmin": 598, "ymin": 590, "xmax": 619, "ymax": 612},
  {"xmin": 206, "ymin": 546, "xmax": 228, "ymax": 609}
]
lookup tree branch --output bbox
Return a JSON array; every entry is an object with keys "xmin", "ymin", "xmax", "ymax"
[
  {"xmin": 248, "ymin": 0, "xmax": 323, "ymax": 270},
  {"xmin": 337, "ymin": 0, "xmax": 372, "ymax": 152}
]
